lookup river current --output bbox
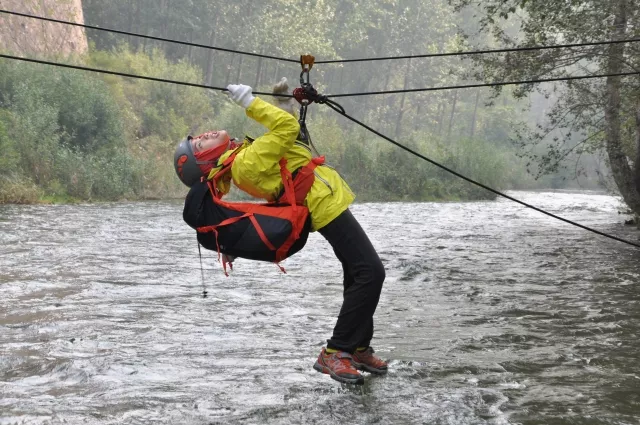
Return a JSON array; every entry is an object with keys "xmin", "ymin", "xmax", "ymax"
[{"xmin": 1, "ymin": 191, "xmax": 639, "ymax": 425}]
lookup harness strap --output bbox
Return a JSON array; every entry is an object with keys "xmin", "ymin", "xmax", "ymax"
[
  {"xmin": 279, "ymin": 158, "xmax": 297, "ymax": 209},
  {"xmin": 211, "ymin": 147, "xmax": 243, "ymax": 199},
  {"xmin": 197, "ymin": 212, "xmax": 253, "ymax": 276},
  {"xmin": 274, "ymin": 156, "xmax": 324, "ymax": 261},
  {"xmin": 249, "ymin": 215, "xmax": 277, "ymax": 251},
  {"xmin": 292, "ymin": 156, "xmax": 324, "ymax": 204},
  {"xmin": 197, "ymin": 213, "xmax": 251, "ymax": 234},
  {"xmin": 203, "ymin": 150, "xmax": 321, "ymax": 270},
  {"xmin": 278, "ymin": 156, "xmax": 325, "ymax": 205}
]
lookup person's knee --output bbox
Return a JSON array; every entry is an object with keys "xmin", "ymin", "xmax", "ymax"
[
  {"xmin": 370, "ymin": 258, "xmax": 385, "ymax": 290},
  {"xmin": 353, "ymin": 258, "xmax": 385, "ymax": 289},
  {"xmin": 377, "ymin": 262, "xmax": 386, "ymax": 286}
]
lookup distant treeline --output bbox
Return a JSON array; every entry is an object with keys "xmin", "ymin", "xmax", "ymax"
[{"xmin": 0, "ymin": 0, "xmax": 593, "ymax": 203}]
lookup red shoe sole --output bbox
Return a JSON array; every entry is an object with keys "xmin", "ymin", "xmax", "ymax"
[
  {"xmin": 313, "ymin": 361, "xmax": 365, "ymax": 385},
  {"xmin": 352, "ymin": 361, "xmax": 388, "ymax": 375}
]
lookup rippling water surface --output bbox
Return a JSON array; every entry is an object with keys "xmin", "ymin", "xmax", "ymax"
[{"xmin": 1, "ymin": 191, "xmax": 640, "ymax": 425}]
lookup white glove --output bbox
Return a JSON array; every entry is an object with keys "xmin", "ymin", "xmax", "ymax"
[{"xmin": 226, "ymin": 84, "xmax": 255, "ymax": 109}]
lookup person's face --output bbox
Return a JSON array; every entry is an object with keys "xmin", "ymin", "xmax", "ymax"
[{"xmin": 192, "ymin": 130, "xmax": 230, "ymax": 153}]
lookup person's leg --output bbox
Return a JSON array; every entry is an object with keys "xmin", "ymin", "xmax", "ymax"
[
  {"xmin": 331, "ymin": 245, "xmax": 375, "ymax": 349},
  {"xmin": 318, "ymin": 209, "xmax": 385, "ymax": 353}
]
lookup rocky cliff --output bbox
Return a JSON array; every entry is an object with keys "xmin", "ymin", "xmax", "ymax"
[{"xmin": 0, "ymin": 0, "xmax": 88, "ymax": 56}]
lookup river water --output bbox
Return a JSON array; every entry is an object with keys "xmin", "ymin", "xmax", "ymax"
[{"xmin": 1, "ymin": 191, "xmax": 639, "ymax": 425}]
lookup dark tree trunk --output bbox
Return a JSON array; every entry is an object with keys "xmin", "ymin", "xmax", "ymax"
[
  {"xmin": 470, "ymin": 90, "xmax": 480, "ymax": 138},
  {"xmin": 132, "ymin": 2, "xmax": 141, "ymax": 50},
  {"xmin": 187, "ymin": 29, "xmax": 194, "ymax": 64},
  {"xmin": 358, "ymin": 64, "xmax": 369, "ymax": 121},
  {"xmin": 235, "ymin": 55, "xmax": 244, "ymax": 83},
  {"xmin": 447, "ymin": 91, "xmax": 458, "ymax": 140},
  {"xmin": 437, "ymin": 102, "xmax": 445, "ymax": 135},
  {"xmin": 204, "ymin": 15, "xmax": 220, "ymax": 86},
  {"xmin": 635, "ymin": 99, "xmax": 640, "ymax": 194},
  {"xmin": 225, "ymin": 54, "xmax": 236, "ymax": 86},
  {"xmin": 395, "ymin": 58, "xmax": 413, "ymax": 139},
  {"xmin": 254, "ymin": 49, "xmax": 264, "ymax": 88},
  {"xmin": 604, "ymin": 0, "xmax": 640, "ymax": 213},
  {"xmin": 127, "ymin": 3, "xmax": 134, "ymax": 46}
]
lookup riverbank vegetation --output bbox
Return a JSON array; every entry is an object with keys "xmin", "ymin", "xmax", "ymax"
[{"xmin": 0, "ymin": 0, "xmax": 610, "ymax": 204}]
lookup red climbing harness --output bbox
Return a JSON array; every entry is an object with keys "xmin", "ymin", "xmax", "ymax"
[{"xmin": 182, "ymin": 146, "xmax": 325, "ymax": 274}]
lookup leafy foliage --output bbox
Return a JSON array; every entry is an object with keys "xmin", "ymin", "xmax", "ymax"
[
  {"xmin": 451, "ymin": 0, "xmax": 640, "ymax": 210},
  {"xmin": 1, "ymin": 0, "xmax": 586, "ymax": 203},
  {"xmin": 0, "ymin": 48, "xmax": 214, "ymax": 202}
]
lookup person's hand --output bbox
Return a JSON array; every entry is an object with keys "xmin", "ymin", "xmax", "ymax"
[
  {"xmin": 272, "ymin": 77, "xmax": 289, "ymax": 96},
  {"xmin": 226, "ymin": 84, "xmax": 255, "ymax": 109},
  {"xmin": 272, "ymin": 77, "xmax": 296, "ymax": 115}
]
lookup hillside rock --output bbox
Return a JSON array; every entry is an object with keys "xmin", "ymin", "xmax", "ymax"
[{"xmin": 0, "ymin": 0, "xmax": 88, "ymax": 56}]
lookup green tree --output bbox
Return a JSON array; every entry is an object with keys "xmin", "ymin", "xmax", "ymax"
[
  {"xmin": 0, "ymin": 111, "xmax": 19, "ymax": 177},
  {"xmin": 451, "ymin": 0, "xmax": 640, "ymax": 212}
]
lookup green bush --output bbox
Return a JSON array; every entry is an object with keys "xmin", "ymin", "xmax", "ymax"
[
  {"xmin": 0, "ymin": 48, "xmax": 223, "ymax": 203},
  {"xmin": 0, "ymin": 61, "xmax": 125, "ymax": 153},
  {"xmin": 310, "ymin": 121, "xmax": 513, "ymax": 201},
  {"xmin": 0, "ymin": 46, "xmax": 518, "ymax": 204},
  {"xmin": 88, "ymin": 47, "xmax": 218, "ymax": 143},
  {"xmin": 0, "ymin": 176, "xmax": 41, "ymax": 204},
  {"xmin": 0, "ymin": 112, "xmax": 19, "ymax": 177}
]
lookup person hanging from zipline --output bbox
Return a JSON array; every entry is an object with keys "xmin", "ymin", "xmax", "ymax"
[{"xmin": 173, "ymin": 77, "xmax": 387, "ymax": 385}]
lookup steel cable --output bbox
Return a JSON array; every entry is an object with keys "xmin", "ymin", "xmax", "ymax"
[
  {"xmin": 327, "ymin": 71, "xmax": 640, "ymax": 98},
  {"xmin": 0, "ymin": 9, "xmax": 298, "ymax": 63},
  {"xmin": 3, "ymin": 9, "xmax": 640, "ymax": 65},
  {"xmin": 0, "ymin": 54, "xmax": 293, "ymax": 98},
  {"xmin": 322, "ymin": 101, "xmax": 640, "ymax": 249},
  {"xmin": 1, "ymin": 53, "xmax": 638, "ymax": 248}
]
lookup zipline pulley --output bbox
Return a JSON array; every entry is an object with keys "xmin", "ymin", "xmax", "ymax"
[
  {"xmin": 293, "ymin": 54, "xmax": 344, "ymax": 139},
  {"xmin": 294, "ymin": 55, "xmax": 317, "ymax": 145},
  {"xmin": 294, "ymin": 55, "xmax": 317, "ymax": 113},
  {"xmin": 293, "ymin": 54, "xmax": 344, "ymax": 152}
]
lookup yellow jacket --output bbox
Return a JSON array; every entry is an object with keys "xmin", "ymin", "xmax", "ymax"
[{"xmin": 209, "ymin": 97, "xmax": 354, "ymax": 231}]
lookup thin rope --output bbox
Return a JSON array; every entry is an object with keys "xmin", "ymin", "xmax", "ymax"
[
  {"xmin": 5, "ymin": 53, "xmax": 637, "ymax": 102},
  {"xmin": 316, "ymin": 38, "xmax": 640, "ymax": 64},
  {"xmin": 197, "ymin": 241, "xmax": 208, "ymax": 298},
  {"xmin": 1, "ymin": 54, "xmax": 638, "ymax": 249},
  {"xmin": 322, "ymin": 101, "xmax": 640, "ymax": 249},
  {"xmin": 3, "ymin": 9, "xmax": 640, "ymax": 65},
  {"xmin": 0, "ymin": 9, "xmax": 298, "ymax": 63},
  {"xmin": 0, "ymin": 54, "xmax": 293, "ymax": 98},
  {"xmin": 327, "ymin": 70, "xmax": 640, "ymax": 98}
]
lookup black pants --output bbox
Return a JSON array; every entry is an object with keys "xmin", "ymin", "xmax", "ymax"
[{"xmin": 318, "ymin": 208, "xmax": 385, "ymax": 353}]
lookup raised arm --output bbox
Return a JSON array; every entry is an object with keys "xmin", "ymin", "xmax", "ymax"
[
  {"xmin": 226, "ymin": 83, "xmax": 300, "ymax": 169},
  {"xmin": 243, "ymin": 97, "xmax": 300, "ymax": 167}
]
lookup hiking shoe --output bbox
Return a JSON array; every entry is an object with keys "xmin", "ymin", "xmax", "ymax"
[
  {"xmin": 313, "ymin": 348, "xmax": 364, "ymax": 385},
  {"xmin": 351, "ymin": 347, "xmax": 388, "ymax": 374}
]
